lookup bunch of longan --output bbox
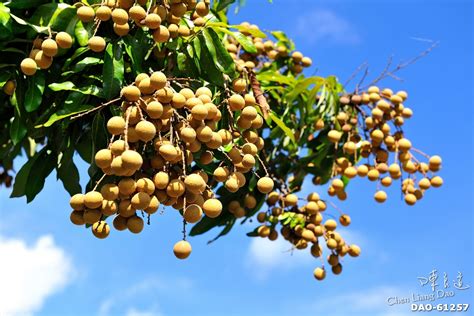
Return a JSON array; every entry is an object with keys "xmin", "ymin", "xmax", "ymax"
[
  {"xmin": 225, "ymin": 22, "xmax": 312, "ymax": 74},
  {"xmin": 253, "ymin": 190, "xmax": 360, "ymax": 280},
  {"xmin": 75, "ymin": 0, "xmax": 211, "ymax": 54},
  {"xmin": 322, "ymin": 86, "xmax": 443, "ymax": 205},
  {"xmin": 69, "ymin": 70, "xmax": 274, "ymax": 260},
  {"xmin": 20, "ymin": 32, "xmax": 73, "ymax": 76}
]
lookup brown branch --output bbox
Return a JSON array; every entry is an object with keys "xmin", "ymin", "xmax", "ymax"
[
  {"xmin": 71, "ymin": 98, "xmax": 121, "ymax": 120},
  {"xmin": 248, "ymin": 70, "xmax": 270, "ymax": 119}
]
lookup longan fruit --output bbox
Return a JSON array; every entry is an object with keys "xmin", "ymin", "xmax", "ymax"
[
  {"xmin": 397, "ymin": 138, "xmax": 412, "ymax": 152},
  {"xmin": 121, "ymin": 150, "xmax": 143, "ymax": 170},
  {"xmin": 110, "ymin": 140, "xmax": 126, "ymax": 156},
  {"xmin": 202, "ymin": 198, "xmax": 222, "ymax": 218},
  {"xmin": 374, "ymin": 190, "xmax": 387, "ymax": 203},
  {"xmin": 55, "ymin": 32, "xmax": 73, "ymax": 49},
  {"xmin": 34, "ymin": 51, "xmax": 53, "ymax": 69},
  {"xmin": 195, "ymin": 1, "xmax": 209, "ymax": 16},
  {"xmin": 96, "ymin": 6, "xmax": 112, "ymax": 21},
  {"xmin": 196, "ymin": 126, "xmax": 213, "ymax": 143},
  {"xmin": 135, "ymin": 120, "xmax": 156, "ymax": 142},
  {"xmin": 92, "ymin": 221, "xmax": 110, "ymax": 239},
  {"xmin": 20, "ymin": 58, "xmax": 37, "ymax": 76},
  {"xmin": 232, "ymin": 78, "xmax": 247, "ymax": 93},
  {"xmin": 367, "ymin": 169, "xmax": 380, "ymax": 181},
  {"xmin": 153, "ymin": 25, "xmax": 170, "ymax": 43},
  {"xmin": 131, "ymin": 192, "xmax": 151, "ymax": 210},
  {"xmin": 328, "ymin": 130, "xmax": 342, "ymax": 143},
  {"xmin": 184, "ymin": 174, "xmax": 206, "ymax": 194},
  {"xmin": 313, "ymin": 267, "xmax": 326, "ymax": 281},
  {"xmin": 114, "ymin": 23, "xmax": 130, "ymax": 36},
  {"xmin": 184, "ymin": 204, "xmax": 203, "ymax": 223},
  {"xmin": 146, "ymin": 13, "xmax": 162, "ymax": 29},
  {"xmin": 95, "ymin": 149, "xmax": 113, "ymax": 169},
  {"xmin": 348, "ymin": 244, "xmax": 361, "ymax": 257},
  {"xmin": 257, "ymin": 176, "xmax": 274, "ymax": 194},
  {"xmin": 113, "ymin": 215, "xmax": 128, "ymax": 231},
  {"xmin": 137, "ymin": 77, "xmax": 155, "ymax": 95},
  {"xmin": 324, "ymin": 219, "xmax": 337, "ymax": 231},
  {"xmin": 84, "ymin": 191, "xmax": 104, "ymax": 209},
  {"xmin": 119, "ymin": 200, "xmax": 135, "ymax": 217},
  {"xmin": 145, "ymin": 101, "xmax": 163, "ymax": 119},
  {"xmin": 118, "ymin": 178, "xmax": 137, "ymax": 196},
  {"xmin": 127, "ymin": 215, "xmax": 144, "ymax": 233},
  {"xmin": 100, "ymin": 183, "xmax": 119, "ymax": 201},
  {"xmin": 144, "ymin": 196, "xmax": 160, "ymax": 214},
  {"xmin": 83, "ymin": 209, "xmax": 102, "ymax": 225},
  {"xmin": 339, "ymin": 214, "xmax": 351, "ymax": 226},
  {"xmin": 381, "ymin": 176, "xmax": 392, "ymax": 187},
  {"xmin": 430, "ymin": 176, "xmax": 443, "ymax": 188},
  {"xmin": 77, "ymin": 6, "xmax": 95, "ymax": 22},
  {"xmin": 88, "ymin": 36, "xmax": 106, "ymax": 53},
  {"xmin": 257, "ymin": 225, "xmax": 271, "ymax": 238},
  {"xmin": 302, "ymin": 56, "xmax": 312, "ymax": 67},
  {"xmin": 166, "ymin": 179, "xmax": 186, "ymax": 197},
  {"xmin": 191, "ymin": 104, "xmax": 208, "ymax": 120},
  {"xmin": 112, "ymin": 8, "xmax": 129, "ymax": 25},
  {"xmin": 70, "ymin": 210, "xmax": 85, "ymax": 225},
  {"xmin": 159, "ymin": 144, "xmax": 178, "ymax": 161},
  {"xmin": 173, "ymin": 240, "xmax": 192, "ymax": 259},
  {"xmin": 145, "ymin": 71, "xmax": 165, "ymax": 90},
  {"xmin": 244, "ymin": 194, "xmax": 257, "ymax": 209},
  {"xmin": 129, "ymin": 5, "xmax": 147, "ymax": 22},
  {"xmin": 70, "ymin": 193, "xmax": 85, "ymax": 210},
  {"xmin": 3, "ymin": 80, "xmax": 16, "ymax": 96},
  {"xmin": 229, "ymin": 94, "xmax": 245, "ymax": 111},
  {"xmin": 121, "ymin": 85, "xmax": 141, "ymax": 102},
  {"xmin": 106, "ymin": 116, "xmax": 126, "ymax": 135},
  {"xmin": 241, "ymin": 106, "xmax": 258, "ymax": 122},
  {"xmin": 331, "ymin": 178, "xmax": 344, "ymax": 192}
]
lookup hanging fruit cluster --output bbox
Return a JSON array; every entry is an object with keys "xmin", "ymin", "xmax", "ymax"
[{"xmin": 68, "ymin": 70, "xmax": 273, "ymax": 260}]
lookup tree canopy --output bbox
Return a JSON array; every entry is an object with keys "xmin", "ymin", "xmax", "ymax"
[{"xmin": 0, "ymin": 0, "xmax": 443, "ymax": 280}]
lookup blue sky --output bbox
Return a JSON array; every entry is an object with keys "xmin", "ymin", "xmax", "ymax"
[{"xmin": 0, "ymin": 1, "xmax": 473, "ymax": 315}]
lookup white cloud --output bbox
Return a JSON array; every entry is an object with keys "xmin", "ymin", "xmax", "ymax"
[
  {"xmin": 246, "ymin": 236, "xmax": 313, "ymax": 280},
  {"xmin": 98, "ymin": 276, "xmax": 192, "ymax": 316},
  {"xmin": 296, "ymin": 9, "xmax": 361, "ymax": 45},
  {"xmin": 0, "ymin": 235, "xmax": 74, "ymax": 316}
]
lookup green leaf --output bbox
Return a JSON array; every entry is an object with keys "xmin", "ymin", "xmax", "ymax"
[
  {"xmin": 268, "ymin": 110, "xmax": 296, "ymax": 144},
  {"xmin": 24, "ymin": 72, "xmax": 45, "ymax": 112},
  {"xmin": 57, "ymin": 146, "xmax": 82, "ymax": 195},
  {"xmin": 25, "ymin": 150, "xmax": 56, "ymax": 202},
  {"xmin": 257, "ymin": 71, "xmax": 294, "ymax": 85},
  {"xmin": 216, "ymin": 0, "xmax": 237, "ymax": 12},
  {"xmin": 103, "ymin": 42, "xmax": 124, "ymax": 100},
  {"xmin": 74, "ymin": 21, "xmax": 90, "ymax": 46},
  {"xmin": 11, "ymin": 150, "xmax": 41, "ymax": 198},
  {"xmin": 6, "ymin": 0, "xmax": 51, "ymax": 9},
  {"xmin": 201, "ymin": 28, "xmax": 235, "ymax": 75},
  {"xmin": 286, "ymin": 76, "xmax": 324, "ymax": 105},
  {"xmin": 48, "ymin": 81, "xmax": 103, "ymax": 97},
  {"xmin": 214, "ymin": 27, "xmax": 257, "ymax": 54},
  {"xmin": 38, "ymin": 92, "xmax": 91, "ymax": 127}
]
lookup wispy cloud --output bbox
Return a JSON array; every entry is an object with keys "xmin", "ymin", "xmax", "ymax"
[
  {"xmin": 306, "ymin": 285, "xmax": 413, "ymax": 316},
  {"xmin": 296, "ymin": 9, "xmax": 361, "ymax": 45},
  {"xmin": 98, "ymin": 276, "xmax": 192, "ymax": 316},
  {"xmin": 0, "ymin": 235, "xmax": 74, "ymax": 316},
  {"xmin": 245, "ymin": 236, "xmax": 313, "ymax": 280}
]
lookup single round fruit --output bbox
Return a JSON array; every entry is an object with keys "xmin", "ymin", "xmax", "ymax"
[
  {"xmin": 96, "ymin": 6, "xmax": 112, "ymax": 21},
  {"xmin": 430, "ymin": 176, "xmax": 443, "ymax": 188},
  {"xmin": 313, "ymin": 267, "xmax": 326, "ymax": 281},
  {"xmin": 184, "ymin": 174, "xmax": 206, "ymax": 194},
  {"xmin": 20, "ymin": 58, "xmax": 37, "ymax": 76},
  {"xmin": 95, "ymin": 149, "xmax": 113, "ymax": 169},
  {"xmin": 88, "ymin": 36, "xmax": 106, "ymax": 52},
  {"xmin": 113, "ymin": 215, "xmax": 128, "ymax": 231},
  {"xmin": 202, "ymin": 199, "xmax": 222, "ymax": 218},
  {"xmin": 107, "ymin": 116, "xmax": 126, "ymax": 135},
  {"xmin": 324, "ymin": 219, "xmax": 337, "ymax": 231},
  {"xmin": 118, "ymin": 178, "xmax": 137, "ymax": 196},
  {"xmin": 112, "ymin": 8, "xmax": 129, "ymax": 25},
  {"xmin": 121, "ymin": 150, "xmax": 143, "ymax": 171},
  {"xmin": 3, "ymin": 80, "xmax": 16, "ymax": 96},
  {"xmin": 374, "ymin": 190, "xmax": 387, "ymax": 203},
  {"xmin": 77, "ymin": 6, "xmax": 95, "ymax": 22},
  {"xmin": 70, "ymin": 193, "xmax": 85, "ymax": 210},
  {"xmin": 131, "ymin": 192, "xmax": 151, "ymax": 210},
  {"xmin": 404, "ymin": 193, "xmax": 417, "ymax": 205},
  {"xmin": 183, "ymin": 204, "xmax": 203, "ymax": 223},
  {"xmin": 127, "ymin": 215, "xmax": 144, "ymax": 233},
  {"xmin": 135, "ymin": 120, "xmax": 156, "ymax": 142},
  {"xmin": 92, "ymin": 221, "xmax": 110, "ymax": 239},
  {"xmin": 70, "ymin": 210, "xmax": 85, "ymax": 225},
  {"xmin": 153, "ymin": 171, "xmax": 169, "ymax": 190},
  {"xmin": 257, "ymin": 177, "xmax": 274, "ymax": 194},
  {"xmin": 229, "ymin": 94, "xmax": 245, "ymax": 111},
  {"xmin": 328, "ymin": 130, "xmax": 342, "ymax": 143},
  {"xmin": 121, "ymin": 85, "xmax": 141, "ymax": 102},
  {"xmin": 55, "ymin": 32, "xmax": 73, "ymax": 49},
  {"xmin": 34, "ymin": 51, "xmax": 53, "ymax": 69},
  {"xmin": 173, "ymin": 240, "xmax": 192, "ymax": 259},
  {"xmin": 100, "ymin": 183, "xmax": 119, "ymax": 200},
  {"xmin": 84, "ymin": 191, "xmax": 103, "ymax": 209}
]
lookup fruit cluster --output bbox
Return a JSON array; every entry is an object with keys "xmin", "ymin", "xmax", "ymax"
[
  {"xmin": 68, "ymin": 70, "xmax": 273, "ymax": 259},
  {"xmin": 322, "ymin": 86, "xmax": 443, "ymax": 206},
  {"xmin": 20, "ymin": 33, "xmax": 73, "ymax": 76},
  {"xmin": 225, "ymin": 22, "xmax": 313, "ymax": 74},
  {"xmin": 75, "ymin": 0, "xmax": 210, "ymax": 54}
]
